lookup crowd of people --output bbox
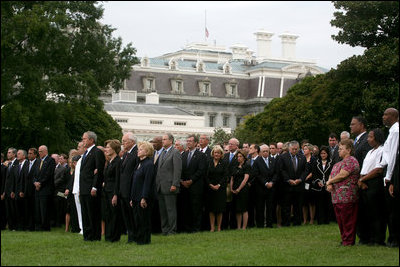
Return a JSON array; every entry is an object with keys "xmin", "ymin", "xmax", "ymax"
[{"xmin": 1, "ymin": 108, "xmax": 398, "ymax": 247}]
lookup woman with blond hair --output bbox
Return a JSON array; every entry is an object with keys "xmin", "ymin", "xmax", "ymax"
[
  {"xmin": 206, "ymin": 145, "xmax": 229, "ymax": 232},
  {"xmin": 130, "ymin": 141, "xmax": 156, "ymax": 245}
]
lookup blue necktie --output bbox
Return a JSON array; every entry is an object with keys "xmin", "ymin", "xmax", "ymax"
[
  {"xmin": 250, "ymin": 158, "xmax": 254, "ymax": 167},
  {"xmin": 265, "ymin": 158, "xmax": 269, "ymax": 168},
  {"xmin": 82, "ymin": 150, "xmax": 88, "ymax": 163},
  {"xmin": 354, "ymin": 137, "xmax": 358, "ymax": 145},
  {"xmin": 229, "ymin": 153, "xmax": 234, "ymax": 163},
  {"xmin": 187, "ymin": 151, "xmax": 193, "ymax": 166}
]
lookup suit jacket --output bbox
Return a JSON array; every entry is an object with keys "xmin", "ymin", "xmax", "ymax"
[
  {"xmin": 156, "ymin": 147, "xmax": 182, "ymax": 195},
  {"xmin": 4, "ymin": 159, "xmax": 18, "ymax": 195},
  {"xmin": 181, "ymin": 149, "xmax": 206, "ymax": 194},
  {"xmin": 354, "ymin": 132, "xmax": 372, "ymax": 170},
  {"xmin": 119, "ymin": 146, "xmax": 138, "ymax": 198},
  {"xmin": 103, "ymin": 157, "xmax": 121, "ymax": 195},
  {"xmin": 16, "ymin": 160, "xmax": 29, "ymax": 195},
  {"xmin": 253, "ymin": 156, "xmax": 278, "ymax": 187},
  {"xmin": 54, "ymin": 164, "xmax": 68, "ymax": 193},
  {"xmin": 310, "ymin": 159, "xmax": 334, "ymax": 191},
  {"xmin": 1, "ymin": 163, "xmax": 6, "ymax": 196},
  {"xmin": 79, "ymin": 146, "xmax": 106, "ymax": 195},
  {"xmin": 280, "ymin": 152, "xmax": 307, "ymax": 192},
  {"xmin": 25, "ymin": 159, "xmax": 40, "ymax": 197},
  {"xmin": 131, "ymin": 157, "xmax": 156, "ymax": 202},
  {"xmin": 223, "ymin": 151, "xmax": 239, "ymax": 178},
  {"xmin": 34, "ymin": 155, "xmax": 56, "ymax": 196},
  {"xmin": 329, "ymin": 145, "xmax": 340, "ymax": 164}
]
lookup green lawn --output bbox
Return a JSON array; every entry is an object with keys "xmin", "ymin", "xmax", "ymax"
[{"xmin": 1, "ymin": 223, "xmax": 398, "ymax": 266}]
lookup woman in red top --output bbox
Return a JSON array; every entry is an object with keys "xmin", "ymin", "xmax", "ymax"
[{"xmin": 326, "ymin": 139, "xmax": 360, "ymax": 246}]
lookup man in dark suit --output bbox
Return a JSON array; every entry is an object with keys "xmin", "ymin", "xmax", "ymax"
[
  {"xmin": 198, "ymin": 134, "xmax": 212, "ymax": 231},
  {"xmin": 150, "ymin": 136, "xmax": 163, "ymax": 234},
  {"xmin": 3, "ymin": 148, "xmax": 18, "ymax": 230},
  {"xmin": 328, "ymin": 133, "xmax": 340, "ymax": 164},
  {"xmin": 199, "ymin": 134, "xmax": 212, "ymax": 159},
  {"xmin": 178, "ymin": 134, "xmax": 206, "ymax": 233},
  {"xmin": 350, "ymin": 116, "xmax": 371, "ymax": 170},
  {"xmin": 247, "ymin": 144, "xmax": 260, "ymax": 228},
  {"xmin": 222, "ymin": 138, "xmax": 240, "ymax": 230},
  {"xmin": 253, "ymin": 145, "xmax": 279, "ymax": 228},
  {"xmin": 24, "ymin": 148, "xmax": 39, "ymax": 231},
  {"xmin": 79, "ymin": 131, "xmax": 105, "ymax": 241},
  {"xmin": 120, "ymin": 132, "xmax": 138, "ymax": 243},
  {"xmin": 155, "ymin": 133, "xmax": 182, "ymax": 235},
  {"xmin": 0, "ymin": 153, "xmax": 7, "ymax": 230},
  {"xmin": 15, "ymin": 149, "xmax": 29, "ymax": 230},
  {"xmin": 280, "ymin": 141, "xmax": 307, "ymax": 226},
  {"xmin": 34, "ymin": 145, "xmax": 56, "ymax": 231}
]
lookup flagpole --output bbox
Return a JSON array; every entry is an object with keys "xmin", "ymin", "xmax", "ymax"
[{"xmin": 205, "ymin": 10, "xmax": 207, "ymax": 42}]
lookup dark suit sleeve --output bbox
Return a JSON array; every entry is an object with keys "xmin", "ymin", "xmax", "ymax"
[
  {"xmin": 141, "ymin": 160, "xmax": 155, "ymax": 200},
  {"xmin": 92, "ymin": 148, "xmax": 105, "ymax": 190},
  {"xmin": 38, "ymin": 157, "xmax": 56, "ymax": 186},
  {"xmin": 114, "ymin": 159, "xmax": 121, "ymax": 196},
  {"xmin": 280, "ymin": 156, "xmax": 290, "ymax": 183},
  {"xmin": 190, "ymin": 152, "xmax": 206, "ymax": 183}
]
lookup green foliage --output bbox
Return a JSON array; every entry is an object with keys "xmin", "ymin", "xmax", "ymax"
[
  {"xmin": 211, "ymin": 127, "xmax": 233, "ymax": 146},
  {"xmin": 1, "ymin": 225, "xmax": 398, "ymax": 266},
  {"xmin": 1, "ymin": 1, "xmax": 137, "ymax": 153},
  {"xmin": 331, "ymin": 1, "xmax": 399, "ymax": 48},
  {"xmin": 236, "ymin": 1, "xmax": 398, "ymax": 147}
]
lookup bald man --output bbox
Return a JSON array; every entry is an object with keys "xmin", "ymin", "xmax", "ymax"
[{"xmin": 34, "ymin": 145, "xmax": 56, "ymax": 231}]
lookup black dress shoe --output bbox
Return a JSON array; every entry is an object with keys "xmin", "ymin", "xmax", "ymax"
[{"xmin": 358, "ymin": 240, "xmax": 369, "ymax": 245}]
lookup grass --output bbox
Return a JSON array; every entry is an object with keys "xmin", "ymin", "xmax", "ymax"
[{"xmin": 1, "ymin": 223, "xmax": 398, "ymax": 266}]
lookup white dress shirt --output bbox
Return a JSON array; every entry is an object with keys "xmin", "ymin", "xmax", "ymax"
[
  {"xmin": 379, "ymin": 122, "xmax": 399, "ymax": 183},
  {"xmin": 72, "ymin": 157, "xmax": 82, "ymax": 194},
  {"xmin": 360, "ymin": 146, "xmax": 383, "ymax": 175}
]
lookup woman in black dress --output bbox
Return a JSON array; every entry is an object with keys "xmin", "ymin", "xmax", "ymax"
[
  {"xmin": 230, "ymin": 149, "xmax": 250, "ymax": 230},
  {"xmin": 130, "ymin": 141, "xmax": 156, "ymax": 245},
  {"xmin": 206, "ymin": 145, "xmax": 228, "ymax": 232},
  {"xmin": 103, "ymin": 139, "xmax": 122, "ymax": 242},
  {"xmin": 310, "ymin": 145, "xmax": 334, "ymax": 224}
]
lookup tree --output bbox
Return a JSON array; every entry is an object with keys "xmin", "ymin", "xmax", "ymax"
[
  {"xmin": 1, "ymin": 1, "xmax": 138, "ymax": 153},
  {"xmin": 211, "ymin": 127, "xmax": 232, "ymax": 147},
  {"xmin": 235, "ymin": 1, "xmax": 398, "ymax": 146}
]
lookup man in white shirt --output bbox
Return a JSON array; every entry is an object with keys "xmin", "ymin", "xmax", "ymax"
[{"xmin": 72, "ymin": 141, "xmax": 85, "ymax": 234}]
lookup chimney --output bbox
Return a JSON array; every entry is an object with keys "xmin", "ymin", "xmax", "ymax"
[
  {"xmin": 278, "ymin": 32, "xmax": 299, "ymax": 59},
  {"xmin": 145, "ymin": 92, "xmax": 159, "ymax": 104},
  {"xmin": 230, "ymin": 44, "xmax": 248, "ymax": 60},
  {"xmin": 254, "ymin": 29, "xmax": 274, "ymax": 60}
]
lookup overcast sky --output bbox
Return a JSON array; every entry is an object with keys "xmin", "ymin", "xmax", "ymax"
[{"xmin": 99, "ymin": 1, "xmax": 365, "ymax": 70}]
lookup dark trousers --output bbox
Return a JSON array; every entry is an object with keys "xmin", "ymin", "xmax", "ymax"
[
  {"xmin": 385, "ymin": 186, "xmax": 399, "ymax": 245},
  {"xmin": 315, "ymin": 190, "xmax": 332, "ymax": 224},
  {"xmin": 16, "ymin": 196, "xmax": 25, "ymax": 230},
  {"xmin": 357, "ymin": 179, "xmax": 386, "ymax": 244},
  {"xmin": 120, "ymin": 197, "xmax": 135, "ymax": 241},
  {"xmin": 54, "ymin": 194, "xmax": 67, "ymax": 227},
  {"xmin": 80, "ymin": 194, "xmax": 102, "ymax": 241},
  {"xmin": 67, "ymin": 194, "xmax": 80, "ymax": 233},
  {"xmin": 133, "ymin": 200, "xmax": 153, "ymax": 244},
  {"xmin": 178, "ymin": 188, "xmax": 203, "ymax": 233},
  {"xmin": 5, "ymin": 196, "xmax": 17, "ymax": 230},
  {"xmin": 104, "ymin": 191, "xmax": 121, "ymax": 242},
  {"xmin": 334, "ymin": 202, "xmax": 358, "ymax": 246},
  {"xmin": 23, "ymin": 196, "xmax": 35, "ymax": 231},
  {"xmin": 255, "ymin": 185, "xmax": 275, "ymax": 228},
  {"xmin": 247, "ymin": 184, "xmax": 256, "ymax": 228},
  {"xmin": 35, "ymin": 194, "xmax": 51, "ymax": 231},
  {"xmin": 282, "ymin": 189, "xmax": 302, "ymax": 226},
  {"xmin": 222, "ymin": 201, "xmax": 237, "ymax": 230},
  {"xmin": 0, "ymin": 198, "xmax": 7, "ymax": 230}
]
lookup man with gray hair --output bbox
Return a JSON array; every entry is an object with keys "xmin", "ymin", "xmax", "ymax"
[
  {"xmin": 79, "ymin": 131, "xmax": 105, "ymax": 241},
  {"xmin": 34, "ymin": 145, "xmax": 56, "ymax": 231},
  {"xmin": 340, "ymin": 131, "xmax": 350, "ymax": 141},
  {"xmin": 279, "ymin": 141, "xmax": 307, "ymax": 226},
  {"xmin": 16, "ymin": 149, "xmax": 29, "ymax": 230},
  {"xmin": 156, "ymin": 133, "xmax": 182, "ymax": 235},
  {"xmin": 120, "ymin": 131, "xmax": 138, "ymax": 243}
]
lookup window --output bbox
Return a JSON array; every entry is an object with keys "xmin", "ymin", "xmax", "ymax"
[
  {"xmin": 115, "ymin": 118, "xmax": 128, "ymax": 123},
  {"xmin": 142, "ymin": 75, "xmax": 156, "ymax": 92},
  {"xmin": 209, "ymin": 115, "xmax": 215, "ymax": 127},
  {"xmin": 224, "ymin": 80, "xmax": 238, "ymax": 97},
  {"xmin": 150, "ymin": 120, "xmax": 163, "ymax": 125},
  {"xmin": 170, "ymin": 76, "xmax": 184, "ymax": 94},
  {"xmin": 198, "ymin": 79, "xmax": 212, "ymax": 96},
  {"xmin": 174, "ymin": 121, "xmax": 187, "ymax": 126},
  {"xmin": 223, "ymin": 116, "xmax": 229, "ymax": 127},
  {"xmin": 236, "ymin": 117, "xmax": 241, "ymax": 126}
]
